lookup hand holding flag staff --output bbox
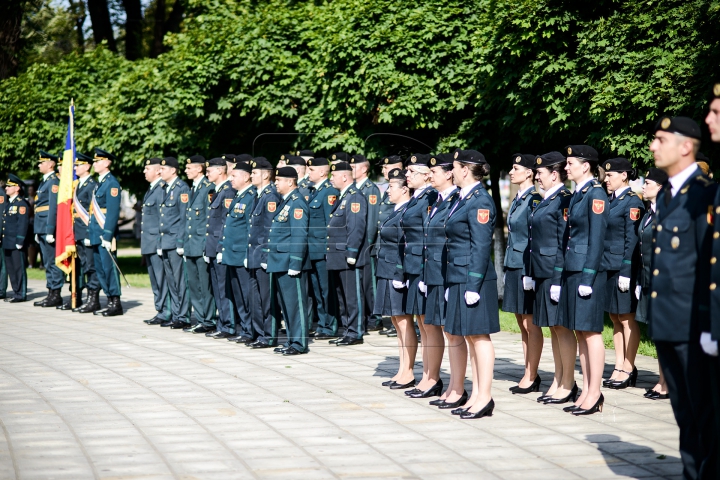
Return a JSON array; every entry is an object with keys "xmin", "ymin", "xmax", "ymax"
[{"xmin": 55, "ymin": 100, "xmax": 78, "ymax": 307}]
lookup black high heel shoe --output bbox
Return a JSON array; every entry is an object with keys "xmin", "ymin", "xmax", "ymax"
[
  {"xmin": 602, "ymin": 369, "xmax": 621, "ymax": 387},
  {"xmin": 451, "ymin": 406, "xmax": 470, "ymax": 415},
  {"xmin": 409, "ymin": 379, "xmax": 443, "ymax": 398},
  {"xmin": 382, "ymin": 379, "xmax": 396, "ymax": 387},
  {"xmin": 404, "ymin": 388, "xmax": 421, "ymax": 396},
  {"xmin": 429, "ymin": 397, "xmax": 446, "ymax": 406},
  {"xmin": 536, "ymin": 394, "xmax": 550, "ymax": 403},
  {"xmin": 460, "ymin": 399, "xmax": 495, "ymax": 419},
  {"xmin": 438, "ymin": 391, "xmax": 468, "ymax": 409},
  {"xmin": 607, "ymin": 366, "xmax": 637, "ymax": 390},
  {"xmin": 572, "ymin": 394, "xmax": 604, "ymax": 415},
  {"xmin": 510, "ymin": 375, "xmax": 541, "ymax": 395},
  {"xmin": 389, "ymin": 379, "xmax": 416, "ymax": 390},
  {"xmin": 647, "ymin": 390, "xmax": 669, "ymax": 400},
  {"xmin": 544, "ymin": 383, "xmax": 578, "ymax": 405},
  {"xmin": 563, "ymin": 404, "xmax": 580, "ymax": 413}
]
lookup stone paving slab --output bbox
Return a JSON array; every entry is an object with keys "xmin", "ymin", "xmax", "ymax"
[{"xmin": 0, "ymin": 280, "xmax": 680, "ymax": 479}]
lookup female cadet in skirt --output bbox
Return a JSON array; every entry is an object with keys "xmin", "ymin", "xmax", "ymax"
[
  {"xmin": 445, "ymin": 149, "xmax": 500, "ymax": 419},
  {"xmin": 559, "ymin": 145, "xmax": 608, "ymax": 415},
  {"xmin": 374, "ymin": 168, "xmax": 414, "ymax": 389},
  {"xmin": 418, "ymin": 154, "xmax": 463, "ymax": 404},
  {"xmin": 636, "ymin": 168, "xmax": 669, "ymax": 400},
  {"xmin": 602, "ymin": 158, "xmax": 645, "ymax": 390},
  {"xmin": 399, "ymin": 154, "xmax": 438, "ymax": 392},
  {"xmin": 503, "ymin": 153, "xmax": 544, "ymax": 394},
  {"xmin": 528, "ymin": 151, "xmax": 577, "ymax": 405}
]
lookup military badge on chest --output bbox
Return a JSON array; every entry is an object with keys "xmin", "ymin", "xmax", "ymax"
[{"xmin": 277, "ymin": 205, "xmax": 290, "ymax": 222}]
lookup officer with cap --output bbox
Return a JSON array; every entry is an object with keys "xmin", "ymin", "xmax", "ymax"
[
  {"xmin": 183, "ymin": 155, "xmax": 215, "ymax": 329},
  {"xmin": 246, "ymin": 158, "xmax": 282, "ymax": 348},
  {"xmin": 222, "ymin": 153, "xmax": 236, "ymax": 171},
  {"xmin": 297, "ymin": 151, "xmax": 315, "ymax": 195},
  {"xmin": 0, "ymin": 178, "xmax": 8, "ymax": 299},
  {"xmin": 141, "ymin": 158, "xmax": 170, "ymax": 324},
  {"xmin": 234, "ymin": 154, "xmax": 253, "ymax": 166},
  {"xmin": 202, "ymin": 157, "xmax": 236, "ymax": 335},
  {"xmin": 649, "ymin": 116, "xmax": 717, "ymax": 479},
  {"xmin": 67, "ymin": 152, "xmax": 99, "ymax": 312},
  {"xmin": 33, "ymin": 150, "xmax": 64, "ymax": 307},
  {"xmin": 157, "ymin": 157, "xmax": 191, "ymax": 328},
  {"xmin": 327, "ymin": 161, "xmax": 368, "ymax": 345},
  {"xmin": 2, "ymin": 174, "xmax": 29, "ymax": 302},
  {"xmin": 268, "ymin": 167, "xmax": 309, "ymax": 355},
  {"xmin": 330, "ymin": 152, "xmax": 350, "ymax": 165},
  {"xmin": 285, "ymin": 155, "xmax": 311, "ymax": 200},
  {"xmin": 88, "ymin": 148, "xmax": 124, "ymax": 316},
  {"xmin": 220, "ymin": 162, "xmax": 257, "ymax": 343}
]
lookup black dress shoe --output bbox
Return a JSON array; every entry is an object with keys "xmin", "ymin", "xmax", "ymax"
[
  {"xmin": 607, "ymin": 366, "xmax": 638, "ymax": 390},
  {"xmin": 563, "ymin": 404, "xmax": 581, "ymax": 413},
  {"xmin": 386, "ymin": 329, "xmax": 398, "ymax": 338},
  {"xmin": 161, "ymin": 321, "xmax": 175, "ymax": 327},
  {"xmin": 283, "ymin": 347, "xmax": 302, "ymax": 356},
  {"xmin": 451, "ymin": 406, "xmax": 469, "ymax": 415},
  {"xmin": 429, "ymin": 398, "xmax": 446, "ymax": 406},
  {"xmin": 410, "ymin": 379, "xmax": 443, "ymax": 399},
  {"xmin": 335, "ymin": 337, "xmax": 363, "ymax": 346},
  {"xmin": 389, "ymin": 380, "xmax": 416, "ymax": 390},
  {"xmin": 211, "ymin": 332, "xmax": 234, "ymax": 339},
  {"xmin": 647, "ymin": 391, "xmax": 669, "ymax": 400},
  {"xmin": 328, "ymin": 337, "xmax": 344, "ymax": 344},
  {"xmin": 314, "ymin": 334, "xmax": 337, "ymax": 340},
  {"xmin": 146, "ymin": 317, "xmax": 164, "ymax": 325},
  {"xmin": 9, "ymin": 298, "xmax": 26, "ymax": 303},
  {"xmin": 510, "ymin": 375, "xmax": 541, "ymax": 394},
  {"xmin": 379, "ymin": 326, "xmax": 397, "ymax": 336},
  {"xmin": 460, "ymin": 399, "xmax": 494, "ymax": 419},
  {"xmin": 233, "ymin": 336, "xmax": 254, "ymax": 344},
  {"xmin": 603, "ymin": 369, "xmax": 622, "ymax": 387},
  {"xmin": 544, "ymin": 384, "xmax": 579, "ymax": 405},
  {"xmin": 251, "ymin": 341, "xmax": 271, "ymax": 349},
  {"xmin": 404, "ymin": 389, "xmax": 421, "ymax": 396},
  {"xmin": 572, "ymin": 394, "xmax": 604, "ymax": 415},
  {"xmin": 183, "ymin": 325, "xmax": 196, "ymax": 332},
  {"xmin": 192, "ymin": 325, "xmax": 215, "ymax": 334},
  {"xmin": 273, "ymin": 346, "xmax": 287, "ymax": 353},
  {"xmin": 57, "ymin": 301, "xmax": 76, "ymax": 310},
  {"xmin": 438, "ymin": 391, "xmax": 469, "ymax": 409},
  {"xmin": 381, "ymin": 379, "xmax": 396, "ymax": 387},
  {"xmin": 169, "ymin": 322, "xmax": 187, "ymax": 329}
]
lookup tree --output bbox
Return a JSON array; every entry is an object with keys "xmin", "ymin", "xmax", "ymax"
[
  {"xmin": 122, "ymin": 0, "xmax": 143, "ymax": 60},
  {"xmin": 87, "ymin": 0, "xmax": 116, "ymax": 51},
  {"xmin": 0, "ymin": 0, "xmax": 30, "ymax": 79}
]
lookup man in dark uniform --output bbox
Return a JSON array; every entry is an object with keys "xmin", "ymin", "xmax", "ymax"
[
  {"xmin": 649, "ymin": 116, "xmax": 717, "ymax": 480},
  {"xmin": 201, "ymin": 157, "xmax": 235, "ymax": 335},
  {"xmin": 33, "ymin": 151, "xmax": 64, "ymax": 307},
  {"xmin": 2, "ymin": 174, "xmax": 29, "ymax": 302},
  {"xmin": 220, "ymin": 162, "xmax": 257, "ymax": 342},
  {"xmin": 183, "ymin": 155, "xmax": 215, "ymax": 329},
  {"xmin": 285, "ymin": 155, "xmax": 311, "ymax": 200},
  {"xmin": 247, "ymin": 158, "xmax": 282, "ymax": 348},
  {"xmin": 330, "ymin": 152, "xmax": 350, "ymax": 165},
  {"xmin": 327, "ymin": 161, "xmax": 368, "ymax": 345},
  {"xmin": 268, "ymin": 167, "xmax": 309, "ymax": 355},
  {"xmin": 0, "ymin": 179, "xmax": 7, "ymax": 299},
  {"xmin": 141, "ymin": 158, "xmax": 170, "ymax": 324},
  {"xmin": 158, "ymin": 157, "xmax": 191, "ymax": 328},
  {"xmin": 88, "ymin": 148, "xmax": 124, "ymax": 316}
]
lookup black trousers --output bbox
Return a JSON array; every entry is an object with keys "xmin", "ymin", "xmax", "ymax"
[
  {"xmin": 250, "ymin": 267, "xmax": 275, "ymax": 345},
  {"xmin": 76, "ymin": 241, "xmax": 99, "ymax": 291},
  {"xmin": 38, "ymin": 235, "xmax": 64, "ymax": 289},
  {"xmin": 210, "ymin": 259, "xmax": 232, "ymax": 333},
  {"xmin": 4, "ymin": 248, "xmax": 26, "ymax": 300},
  {"xmin": 161, "ymin": 249, "xmax": 189, "ymax": 323},
  {"xmin": 331, "ymin": 267, "xmax": 364, "ymax": 339},
  {"xmin": 362, "ymin": 256, "xmax": 379, "ymax": 328},
  {"xmin": 145, "ymin": 253, "xmax": 170, "ymax": 320},
  {"xmin": 228, "ymin": 265, "xmax": 253, "ymax": 339},
  {"xmin": 0, "ymin": 247, "xmax": 7, "ymax": 297},
  {"xmin": 309, "ymin": 259, "xmax": 338, "ymax": 336},
  {"xmin": 656, "ymin": 341, "xmax": 718, "ymax": 480},
  {"xmin": 185, "ymin": 255, "xmax": 215, "ymax": 326},
  {"xmin": 273, "ymin": 271, "xmax": 309, "ymax": 352}
]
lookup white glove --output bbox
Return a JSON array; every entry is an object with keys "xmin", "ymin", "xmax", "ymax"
[
  {"xmin": 176, "ymin": 248, "xmax": 184, "ymax": 256},
  {"xmin": 217, "ymin": 253, "xmax": 223, "ymax": 264},
  {"xmin": 244, "ymin": 258, "xmax": 248, "ymax": 268},
  {"xmin": 83, "ymin": 238, "xmax": 91, "ymax": 246},
  {"xmin": 347, "ymin": 257, "xmax": 356, "ymax": 265},
  {"xmin": 445, "ymin": 288, "xmax": 449, "ymax": 301},
  {"xmin": 464, "ymin": 291, "xmax": 480, "ymax": 305},
  {"xmin": 101, "ymin": 239, "xmax": 112, "ymax": 251},
  {"xmin": 635, "ymin": 285, "xmax": 641, "ymax": 300},
  {"xmin": 261, "ymin": 263, "xmax": 267, "ymax": 270},
  {"xmin": 392, "ymin": 280, "xmax": 405, "ymax": 290},
  {"xmin": 503, "ymin": 273, "xmax": 506, "ymax": 285},
  {"xmin": 46, "ymin": 234, "xmax": 55, "ymax": 244},
  {"xmin": 16, "ymin": 244, "xmax": 22, "ymax": 250},
  {"xmin": 288, "ymin": 269, "xmax": 301, "ymax": 277},
  {"xmin": 522, "ymin": 276, "xmax": 535, "ymax": 291},
  {"xmin": 550, "ymin": 285, "xmax": 561, "ymax": 302},
  {"xmin": 203, "ymin": 255, "xmax": 210, "ymax": 263},
  {"xmin": 35, "ymin": 234, "xmax": 39, "ymax": 243},
  {"xmin": 578, "ymin": 285, "xmax": 593, "ymax": 297},
  {"xmin": 618, "ymin": 276, "xmax": 630, "ymax": 292},
  {"xmin": 700, "ymin": 332, "xmax": 719, "ymax": 357},
  {"xmin": 418, "ymin": 281, "xmax": 427, "ymax": 294},
  {"xmin": 157, "ymin": 249, "xmax": 163, "ymax": 256}
]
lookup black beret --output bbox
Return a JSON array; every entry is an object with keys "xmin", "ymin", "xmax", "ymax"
[
  {"xmin": 235, "ymin": 154, "xmax": 253, "ymax": 164},
  {"xmin": 285, "ymin": 155, "xmax": 306, "ymax": 166},
  {"xmin": 603, "ymin": 157, "xmax": 633, "ymax": 172},
  {"xmin": 205, "ymin": 157, "xmax": 225, "ymax": 167},
  {"xmin": 564, "ymin": 145, "xmax": 598, "ymax": 161},
  {"xmin": 221, "ymin": 153, "xmax": 235, "ymax": 161},
  {"xmin": 38, "ymin": 150, "xmax": 58, "ymax": 163},
  {"xmin": 297, "ymin": 149, "xmax": 314, "ymax": 157},
  {"xmin": 654, "ymin": 116, "xmax": 701, "ymax": 140},
  {"xmin": 161, "ymin": 157, "xmax": 179, "ymax": 168},
  {"xmin": 331, "ymin": 152, "xmax": 350, "ymax": 162},
  {"xmin": 144, "ymin": 157, "xmax": 162, "ymax": 166},
  {"xmin": 511, "ymin": 153, "xmax": 536, "ymax": 170},
  {"xmin": 234, "ymin": 162, "xmax": 253, "ymax": 174},
  {"xmin": 75, "ymin": 152, "xmax": 92, "ymax": 165},
  {"xmin": 94, "ymin": 148, "xmax": 116, "ymax": 161},
  {"xmin": 645, "ymin": 167, "xmax": 668, "ymax": 185},
  {"xmin": 697, "ymin": 152, "xmax": 710, "ymax": 162},
  {"xmin": 307, "ymin": 157, "xmax": 329, "ymax": 166},
  {"xmin": 453, "ymin": 149, "xmax": 487, "ymax": 165},
  {"xmin": 408, "ymin": 153, "xmax": 431, "ymax": 166},
  {"xmin": 378, "ymin": 155, "xmax": 403, "ymax": 166},
  {"xmin": 429, "ymin": 153, "xmax": 453, "ymax": 167},
  {"xmin": 535, "ymin": 151, "xmax": 566, "ymax": 168},
  {"xmin": 276, "ymin": 166, "xmax": 298, "ymax": 179},
  {"xmin": 350, "ymin": 154, "xmax": 368, "ymax": 164},
  {"xmin": 388, "ymin": 168, "xmax": 407, "ymax": 180},
  {"xmin": 331, "ymin": 161, "xmax": 352, "ymax": 172},
  {"xmin": 186, "ymin": 155, "xmax": 205, "ymax": 165},
  {"xmin": 251, "ymin": 157, "xmax": 272, "ymax": 170},
  {"xmin": 6, "ymin": 173, "xmax": 23, "ymax": 189}
]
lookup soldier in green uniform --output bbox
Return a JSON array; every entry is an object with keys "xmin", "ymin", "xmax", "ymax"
[{"xmin": 2, "ymin": 174, "xmax": 29, "ymax": 302}]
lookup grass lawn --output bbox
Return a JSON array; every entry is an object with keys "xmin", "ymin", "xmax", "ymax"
[{"xmin": 27, "ymin": 255, "xmax": 150, "ymax": 289}]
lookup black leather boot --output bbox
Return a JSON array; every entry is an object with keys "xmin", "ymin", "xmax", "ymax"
[
  {"xmin": 34, "ymin": 289, "xmax": 51, "ymax": 306},
  {"xmin": 42, "ymin": 289, "xmax": 63, "ymax": 308},
  {"xmin": 102, "ymin": 296, "xmax": 124, "ymax": 317},
  {"xmin": 93, "ymin": 295, "xmax": 111, "ymax": 315},
  {"xmin": 76, "ymin": 289, "xmax": 99, "ymax": 313}
]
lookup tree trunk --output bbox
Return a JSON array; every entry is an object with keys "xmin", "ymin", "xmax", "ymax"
[
  {"xmin": 68, "ymin": 0, "xmax": 86, "ymax": 53},
  {"xmin": 121, "ymin": 0, "xmax": 143, "ymax": 60},
  {"xmin": 0, "ymin": 0, "xmax": 27, "ymax": 79},
  {"xmin": 489, "ymin": 167, "xmax": 506, "ymax": 300},
  {"xmin": 164, "ymin": 0, "xmax": 184, "ymax": 35},
  {"xmin": 87, "ymin": 0, "xmax": 116, "ymax": 51},
  {"xmin": 149, "ymin": 0, "xmax": 166, "ymax": 58}
]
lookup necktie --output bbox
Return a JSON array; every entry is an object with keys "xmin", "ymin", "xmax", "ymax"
[
  {"xmin": 609, "ymin": 192, "xmax": 616, "ymax": 202},
  {"xmin": 664, "ymin": 187, "xmax": 672, "ymax": 207}
]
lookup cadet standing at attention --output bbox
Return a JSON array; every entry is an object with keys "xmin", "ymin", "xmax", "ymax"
[
  {"xmin": 285, "ymin": 155, "xmax": 311, "ymax": 200},
  {"xmin": 2, "ymin": 174, "xmax": 29, "ymax": 303},
  {"xmin": 34, "ymin": 151, "xmax": 63, "ymax": 308},
  {"xmin": 183, "ymin": 155, "xmax": 215, "ymax": 330},
  {"xmin": 158, "ymin": 157, "xmax": 191, "ymax": 328},
  {"xmin": 88, "ymin": 148, "xmax": 124, "ymax": 317},
  {"xmin": 0, "ymin": 178, "xmax": 8, "ymax": 300},
  {"xmin": 141, "ymin": 158, "xmax": 170, "ymax": 324},
  {"xmin": 297, "ymin": 149, "xmax": 315, "ymax": 193}
]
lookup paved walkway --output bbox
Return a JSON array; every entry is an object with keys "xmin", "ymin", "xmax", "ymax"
[{"xmin": 0, "ymin": 280, "xmax": 681, "ymax": 479}]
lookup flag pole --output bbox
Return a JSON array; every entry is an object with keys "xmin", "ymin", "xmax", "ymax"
[{"xmin": 71, "ymin": 255, "xmax": 76, "ymax": 309}]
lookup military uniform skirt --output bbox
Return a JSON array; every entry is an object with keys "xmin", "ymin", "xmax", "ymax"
[
  {"xmin": 558, "ymin": 270, "xmax": 607, "ymax": 333},
  {"xmin": 424, "ymin": 284, "xmax": 445, "ymax": 326},
  {"xmin": 635, "ymin": 287, "xmax": 649, "ymax": 324},
  {"xmin": 533, "ymin": 277, "xmax": 560, "ymax": 327},
  {"xmin": 501, "ymin": 268, "xmax": 534, "ymax": 315},
  {"xmin": 373, "ymin": 278, "xmax": 407, "ymax": 317},
  {"xmin": 603, "ymin": 270, "xmax": 636, "ymax": 314},
  {"xmin": 444, "ymin": 281, "xmax": 500, "ymax": 336},
  {"xmin": 404, "ymin": 273, "xmax": 426, "ymax": 315}
]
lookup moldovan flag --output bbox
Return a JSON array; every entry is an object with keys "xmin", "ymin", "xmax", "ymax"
[{"xmin": 55, "ymin": 100, "xmax": 76, "ymax": 273}]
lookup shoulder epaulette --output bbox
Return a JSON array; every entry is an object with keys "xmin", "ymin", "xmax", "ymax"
[
  {"xmin": 695, "ymin": 175, "xmax": 714, "ymax": 187},
  {"xmin": 349, "ymin": 187, "xmax": 358, "ymax": 194},
  {"xmin": 592, "ymin": 184, "xmax": 603, "ymax": 188},
  {"xmin": 560, "ymin": 190, "xmax": 571, "ymax": 196},
  {"xmin": 291, "ymin": 194, "xmax": 299, "ymax": 200}
]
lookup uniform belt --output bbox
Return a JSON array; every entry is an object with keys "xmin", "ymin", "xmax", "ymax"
[{"xmin": 35, "ymin": 205, "xmax": 49, "ymax": 212}]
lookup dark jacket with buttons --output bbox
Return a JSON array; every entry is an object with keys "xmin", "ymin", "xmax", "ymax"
[
  {"xmin": 73, "ymin": 176, "xmax": 96, "ymax": 242},
  {"xmin": 266, "ymin": 190, "xmax": 308, "ymax": 273},
  {"xmin": 529, "ymin": 186, "xmax": 571, "ymax": 284},
  {"xmin": 423, "ymin": 189, "xmax": 459, "ymax": 286},
  {"xmin": 400, "ymin": 187, "xmax": 438, "ymax": 276},
  {"xmin": 88, "ymin": 173, "xmax": 122, "ymax": 245},
  {"xmin": 712, "ymin": 187, "xmax": 720, "ymax": 341},
  {"xmin": 219, "ymin": 186, "xmax": 257, "ymax": 267},
  {"xmin": 652, "ymin": 169, "xmax": 715, "ymax": 342},
  {"xmin": 444, "ymin": 183, "xmax": 497, "ymax": 291},
  {"xmin": 2, "ymin": 196, "xmax": 29, "ymax": 248},
  {"xmin": 562, "ymin": 179, "xmax": 608, "ymax": 286},
  {"xmin": 326, "ymin": 185, "xmax": 367, "ymax": 270},
  {"xmin": 205, "ymin": 180, "xmax": 235, "ymax": 258},
  {"xmin": 373, "ymin": 189, "xmax": 394, "ymax": 256},
  {"xmin": 375, "ymin": 204, "xmax": 407, "ymax": 281},
  {"xmin": 307, "ymin": 179, "xmax": 339, "ymax": 261},
  {"xmin": 158, "ymin": 178, "xmax": 191, "ymax": 250},
  {"xmin": 183, "ymin": 176, "xmax": 213, "ymax": 257},
  {"xmin": 602, "ymin": 189, "xmax": 644, "ymax": 277},
  {"xmin": 34, "ymin": 172, "xmax": 59, "ymax": 235},
  {"xmin": 247, "ymin": 184, "xmax": 281, "ymax": 269},
  {"xmin": 504, "ymin": 187, "xmax": 542, "ymax": 273},
  {"xmin": 636, "ymin": 206, "xmax": 655, "ymax": 290},
  {"xmin": 357, "ymin": 178, "xmax": 381, "ymax": 248},
  {"xmin": 140, "ymin": 180, "xmax": 165, "ymax": 255},
  {"xmin": 0, "ymin": 186, "xmax": 7, "ymax": 239},
  {"xmin": 298, "ymin": 176, "xmax": 312, "ymax": 202}
]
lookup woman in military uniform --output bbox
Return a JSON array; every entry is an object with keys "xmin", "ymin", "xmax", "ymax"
[
  {"xmin": 503, "ymin": 153, "xmax": 544, "ymax": 395},
  {"xmin": 445, "ymin": 150, "xmax": 499, "ymax": 419},
  {"xmin": 559, "ymin": 145, "xmax": 608, "ymax": 415},
  {"xmin": 602, "ymin": 158, "xmax": 645, "ymax": 390}
]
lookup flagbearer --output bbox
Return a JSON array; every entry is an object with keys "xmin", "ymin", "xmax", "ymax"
[
  {"xmin": 34, "ymin": 151, "xmax": 64, "ymax": 308},
  {"xmin": 88, "ymin": 148, "xmax": 124, "ymax": 317},
  {"xmin": 2, "ymin": 174, "xmax": 29, "ymax": 303}
]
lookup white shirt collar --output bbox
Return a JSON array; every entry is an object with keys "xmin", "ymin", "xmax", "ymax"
[
  {"xmin": 393, "ymin": 199, "xmax": 409, "ymax": 211},
  {"xmin": 613, "ymin": 186, "xmax": 630, "ymax": 198},
  {"xmin": 9, "ymin": 195, "xmax": 17, "ymax": 202},
  {"xmin": 574, "ymin": 177, "xmax": 593, "ymax": 192},
  {"xmin": 77, "ymin": 175, "xmax": 91, "ymax": 187},
  {"xmin": 43, "ymin": 172, "xmax": 54, "ymax": 181},
  {"xmin": 516, "ymin": 185, "xmax": 534, "ymax": 199},
  {"xmin": 355, "ymin": 177, "xmax": 369, "ymax": 188},
  {"xmin": 340, "ymin": 183, "xmax": 353, "ymax": 197},
  {"xmin": 98, "ymin": 171, "xmax": 110, "ymax": 182},
  {"xmin": 236, "ymin": 184, "xmax": 252, "ymax": 197},
  {"xmin": 165, "ymin": 176, "xmax": 178, "ymax": 189},
  {"xmin": 149, "ymin": 177, "xmax": 162, "ymax": 189},
  {"xmin": 282, "ymin": 187, "xmax": 297, "ymax": 201},
  {"xmin": 669, "ymin": 163, "xmax": 699, "ymax": 197},
  {"xmin": 459, "ymin": 181, "xmax": 481, "ymax": 199},
  {"xmin": 257, "ymin": 182, "xmax": 270, "ymax": 196},
  {"xmin": 439, "ymin": 186, "xmax": 457, "ymax": 201},
  {"xmin": 413, "ymin": 184, "xmax": 430, "ymax": 198},
  {"xmin": 543, "ymin": 183, "xmax": 563, "ymax": 199},
  {"xmin": 192, "ymin": 175, "xmax": 205, "ymax": 188},
  {"xmin": 650, "ymin": 202, "xmax": 657, "ymax": 212},
  {"xmin": 314, "ymin": 178, "xmax": 328, "ymax": 188}
]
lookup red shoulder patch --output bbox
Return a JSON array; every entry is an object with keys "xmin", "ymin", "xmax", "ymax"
[
  {"xmin": 180, "ymin": 193, "xmax": 189, "ymax": 203},
  {"xmin": 294, "ymin": 208, "xmax": 303, "ymax": 219},
  {"xmin": 629, "ymin": 208, "xmax": 640, "ymax": 221},
  {"xmin": 19, "ymin": 206, "xmax": 26, "ymax": 214},
  {"xmin": 268, "ymin": 202, "xmax": 277, "ymax": 213},
  {"xmin": 351, "ymin": 202, "xmax": 360, "ymax": 213},
  {"xmin": 369, "ymin": 194, "xmax": 377, "ymax": 205},
  {"xmin": 224, "ymin": 198, "xmax": 232, "ymax": 209},
  {"xmin": 0, "ymin": 197, "xmax": 4, "ymax": 204},
  {"xmin": 52, "ymin": 185, "xmax": 59, "ymax": 194},
  {"xmin": 110, "ymin": 188, "xmax": 119, "ymax": 197},
  {"xmin": 563, "ymin": 208, "xmax": 568, "ymax": 222},
  {"xmin": 328, "ymin": 195, "xmax": 337, "ymax": 206},
  {"xmin": 592, "ymin": 199, "xmax": 605, "ymax": 214},
  {"xmin": 477, "ymin": 209, "xmax": 489, "ymax": 224}
]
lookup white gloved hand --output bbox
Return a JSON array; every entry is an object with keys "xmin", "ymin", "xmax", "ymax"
[
  {"xmin": 550, "ymin": 285, "xmax": 561, "ymax": 302},
  {"xmin": 445, "ymin": 288, "xmax": 449, "ymax": 301},
  {"xmin": 464, "ymin": 291, "xmax": 480, "ymax": 305},
  {"xmin": 35, "ymin": 234, "xmax": 39, "ymax": 243},
  {"xmin": 503, "ymin": 273, "xmax": 506, "ymax": 285},
  {"xmin": 635, "ymin": 285, "xmax": 641, "ymax": 300},
  {"xmin": 418, "ymin": 281, "xmax": 427, "ymax": 293},
  {"xmin": 261, "ymin": 263, "xmax": 267, "ymax": 270},
  {"xmin": 618, "ymin": 276, "xmax": 630, "ymax": 292},
  {"xmin": 700, "ymin": 332, "xmax": 719, "ymax": 357},
  {"xmin": 157, "ymin": 249, "xmax": 163, "ymax": 257},
  {"xmin": 16, "ymin": 244, "xmax": 22, "ymax": 250},
  {"xmin": 46, "ymin": 234, "xmax": 55, "ymax": 244},
  {"xmin": 244, "ymin": 258, "xmax": 248, "ymax": 268},
  {"xmin": 176, "ymin": 248, "xmax": 184, "ymax": 256},
  {"xmin": 203, "ymin": 255, "xmax": 210, "ymax": 263},
  {"xmin": 217, "ymin": 253, "xmax": 223, "ymax": 264},
  {"xmin": 83, "ymin": 238, "xmax": 91, "ymax": 246},
  {"xmin": 522, "ymin": 276, "xmax": 534, "ymax": 291},
  {"xmin": 578, "ymin": 285, "xmax": 593, "ymax": 297},
  {"xmin": 346, "ymin": 257, "xmax": 356, "ymax": 265},
  {"xmin": 288, "ymin": 269, "xmax": 301, "ymax": 277},
  {"xmin": 392, "ymin": 280, "xmax": 405, "ymax": 290},
  {"xmin": 101, "ymin": 239, "xmax": 112, "ymax": 251}
]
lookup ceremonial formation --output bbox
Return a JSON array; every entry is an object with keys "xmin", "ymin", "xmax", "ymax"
[{"xmin": 1, "ymin": 86, "xmax": 720, "ymax": 480}]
